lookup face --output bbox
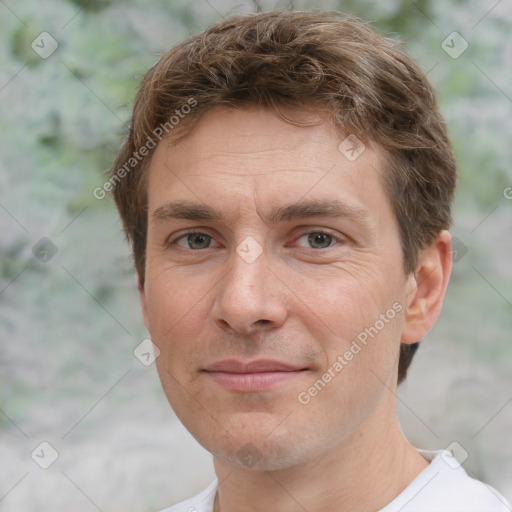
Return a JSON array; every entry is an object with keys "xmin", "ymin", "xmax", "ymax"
[{"xmin": 140, "ymin": 107, "xmax": 418, "ymax": 470}]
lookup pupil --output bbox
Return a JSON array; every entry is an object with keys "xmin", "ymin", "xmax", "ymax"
[
  {"xmin": 309, "ymin": 233, "xmax": 331, "ymax": 248},
  {"xmin": 190, "ymin": 234, "xmax": 209, "ymax": 249}
]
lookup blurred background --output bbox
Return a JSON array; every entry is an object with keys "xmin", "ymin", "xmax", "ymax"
[{"xmin": 0, "ymin": 0, "xmax": 511, "ymax": 510}]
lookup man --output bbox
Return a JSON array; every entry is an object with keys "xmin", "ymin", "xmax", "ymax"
[{"xmin": 111, "ymin": 10, "xmax": 511, "ymax": 512}]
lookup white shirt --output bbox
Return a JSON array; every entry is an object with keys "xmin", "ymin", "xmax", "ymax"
[{"xmin": 159, "ymin": 449, "xmax": 511, "ymax": 512}]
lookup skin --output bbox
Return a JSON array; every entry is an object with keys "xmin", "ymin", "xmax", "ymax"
[{"xmin": 139, "ymin": 107, "xmax": 452, "ymax": 512}]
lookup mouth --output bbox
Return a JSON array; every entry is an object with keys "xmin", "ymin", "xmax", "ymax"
[{"xmin": 202, "ymin": 359, "xmax": 308, "ymax": 392}]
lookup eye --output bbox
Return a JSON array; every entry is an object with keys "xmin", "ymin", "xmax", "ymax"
[
  {"xmin": 173, "ymin": 231, "xmax": 218, "ymax": 250},
  {"xmin": 295, "ymin": 231, "xmax": 340, "ymax": 249},
  {"xmin": 169, "ymin": 229, "xmax": 343, "ymax": 252}
]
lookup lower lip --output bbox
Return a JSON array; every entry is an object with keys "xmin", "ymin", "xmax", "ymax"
[{"xmin": 205, "ymin": 370, "xmax": 304, "ymax": 392}]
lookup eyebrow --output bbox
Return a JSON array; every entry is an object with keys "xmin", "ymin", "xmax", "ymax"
[{"xmin": 152, "ymin": 199, "xmax": 372, "ymax": 228}]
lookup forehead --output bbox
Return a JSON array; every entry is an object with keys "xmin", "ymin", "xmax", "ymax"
[
  {"xmin": 158, "ymin": 106, "xmax": 379, "ymax": 171},
  {"xmin": 146, "ymin": 106, "xmax": 391, "ymax": 224}
]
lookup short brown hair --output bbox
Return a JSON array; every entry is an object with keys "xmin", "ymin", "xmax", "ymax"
[{"xmin": 111, "ymin": 10, "xmax": 457, "ymax": 384}]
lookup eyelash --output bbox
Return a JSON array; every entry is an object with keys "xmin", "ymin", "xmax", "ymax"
[{"xmin": 168, "ymin": 229, "xmax": 344, "ymax": 251}]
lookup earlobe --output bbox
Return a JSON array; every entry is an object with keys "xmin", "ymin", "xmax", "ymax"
[{"xmin": 401, "ymin": 230, "xmax": 453, "ymax": 344}]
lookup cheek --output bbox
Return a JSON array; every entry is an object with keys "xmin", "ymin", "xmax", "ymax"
[
  {"xmin": 145, "ymin": 269, "xmax": 210, "ymax": 356},
  {"xmin": 300, "ymin": 286, "xmax": 402, "ymax": 422},
  {"xmin": 300, "ymin": 268, "xmax": 403, "ymax": 383},
  {"xmin": 302, "ymin": 266, "xmax": 385, "ymax": 337}
]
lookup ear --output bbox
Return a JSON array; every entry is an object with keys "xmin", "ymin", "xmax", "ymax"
[
  {"xmin": 401, "ymin": 230, "xmax": 453, "ymax": 344},
  {"xmin": 137, "ymin": 273, "xmax": 151, "ymax": 332}
]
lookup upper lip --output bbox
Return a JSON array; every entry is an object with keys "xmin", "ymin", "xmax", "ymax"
[{"xmin": 204, "ymin": 359, "xmax": 306, "ymax": 373}]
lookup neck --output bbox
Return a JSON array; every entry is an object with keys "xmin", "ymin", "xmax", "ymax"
[{"xmin": 212, "ymin": 404, "xmax": 429, "ymax": 512}]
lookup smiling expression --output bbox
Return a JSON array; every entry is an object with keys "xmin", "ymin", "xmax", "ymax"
[{"xmin": 139, "ymin": 106, "xmax": 419, "ymax": 469}]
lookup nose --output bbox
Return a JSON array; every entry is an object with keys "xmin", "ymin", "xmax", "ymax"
[{"xmin": 211, "ymin": 240, "xmax": 289, "ymax": 335}]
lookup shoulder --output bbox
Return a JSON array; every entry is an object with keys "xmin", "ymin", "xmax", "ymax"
[
  {"xmin": 380, "ymin": 449, "xmax": 511, "ymax": 512},
  {"xmin": 157, "ymin": 480, "xmax": 218, "ymax": 512}
]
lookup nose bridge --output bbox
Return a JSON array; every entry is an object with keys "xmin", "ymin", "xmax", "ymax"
[
  {"xmin": 226, "ymin": 236, "xmax": 272, "ymax": 308},
  {"xmin": 212, "ymin": 235, "xmax": 287, "ymax": 333}
]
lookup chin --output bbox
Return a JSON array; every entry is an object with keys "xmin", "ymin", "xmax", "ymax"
[{"xmin": 204, "ymin": 429, "xmax": 318, "ymax": 471}]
